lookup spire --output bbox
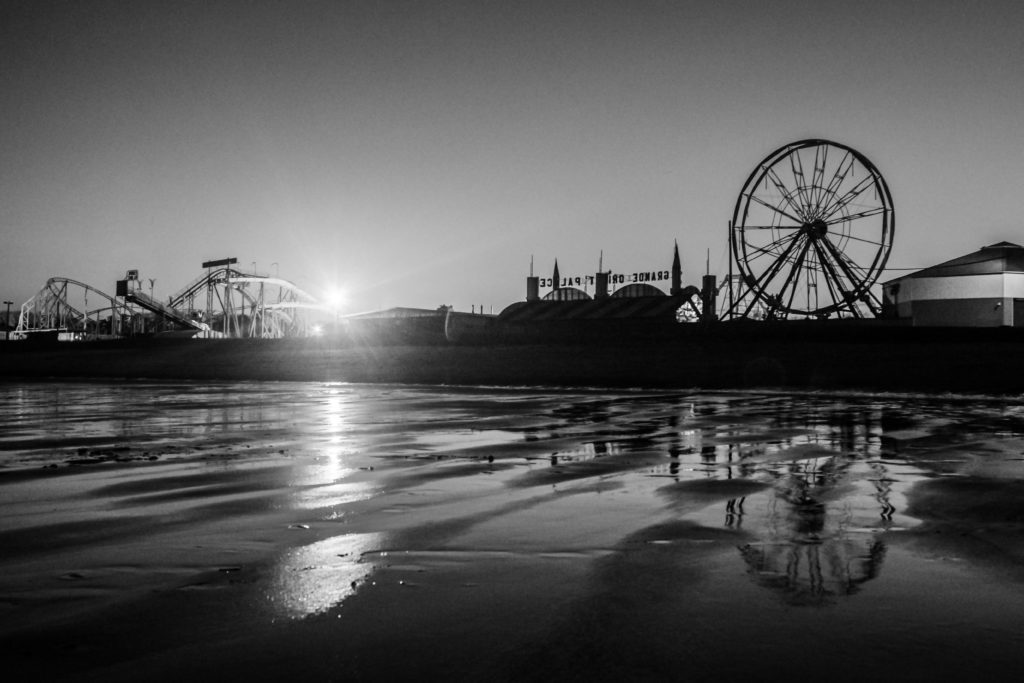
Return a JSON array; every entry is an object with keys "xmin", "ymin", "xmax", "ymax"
[
  {"xmin": 595, "ymin": 250, "xmax": 609, "ymax": 300},
  {"xmin": 526, "ymin": 255, "xmax": 540, "ymax": 302},
  {"xmin": 552, "ymin": 260, "xmax": 561, "ymax": 290},
  {"xmin": 671, "ymin": 241, "xmax": 682, "ymax": 295}
]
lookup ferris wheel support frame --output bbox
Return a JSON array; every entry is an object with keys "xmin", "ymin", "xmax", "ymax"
[{"xmin": 722, "ymin": 139, "xmax": 895, "ymax": 321}]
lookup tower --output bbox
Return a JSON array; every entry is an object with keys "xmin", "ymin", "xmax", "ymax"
[
  {"xmin": 670, "ymin": 241, "xmax": 683, "ymax": 295},
  {"xmin": 595, "ymin": 250, "xmax": 609, "ymax": 299},
  {"xmin": 526, "ymin": 255, "xmax": 539, "ymax": 301}
]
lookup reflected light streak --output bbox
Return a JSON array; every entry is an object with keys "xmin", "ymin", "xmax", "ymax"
[
  {"xmin": 412, "ymin": 428, "xmax": 521, "ymax": 452},
  {"xmin": 292, "ymin": 478, "xmax": 375, "ymax": 511},
  {"xmin": 269, "ymin": 532, "xmax": 386, "ymax": 619},
  {"xmin": 283, "ymin": 389, "xmax": 375, "ymax": 506},
  {"xmin": 324, "ymin": 392, "xmax": 347, "ymax": 432}
]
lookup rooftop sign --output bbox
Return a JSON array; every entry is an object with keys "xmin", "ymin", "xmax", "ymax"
[{"xmin": 201, "ymin": 258, "xmax": 238, "ymax": 268}]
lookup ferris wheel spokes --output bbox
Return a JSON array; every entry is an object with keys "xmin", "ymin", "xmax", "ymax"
[{"xmin": 727, "ymin": 139, "xmax": 894, "ymax": 319}]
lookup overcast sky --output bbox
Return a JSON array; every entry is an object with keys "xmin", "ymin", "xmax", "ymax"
[{"xmin": 2, "ymin": 0, "xmax": 1022, "ymax": 313}]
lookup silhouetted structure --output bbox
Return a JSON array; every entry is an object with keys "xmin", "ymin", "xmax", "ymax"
[{"xmin": 883, "ymin": 242, "xmax": 1024, "ymax": 326}]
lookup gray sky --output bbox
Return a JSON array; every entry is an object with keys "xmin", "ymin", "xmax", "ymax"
[{"xmin": 2, "ymin": 0, "xmax": 1022, "ymax": 312}]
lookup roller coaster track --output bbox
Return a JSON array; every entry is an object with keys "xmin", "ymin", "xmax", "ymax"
[
  {"xmin": 168, "ymin": 268, "xmax": 325, "ymax": 337},
  {"xmin": 168, "ymin": 268, "xmax": 320, "ymax": 310},
  {"xmin": 15, "ymin": 277, "xmax": 129, "ymax": 336},
  {"xmin": 168, "ymin": 267, "xmax": 239, "ymax": 309},
  {"xmin": 123, "ymin": 289, "xmax": 208, "ymax": 331},
  {"xmin": 14, "ymin": 268, "xmax": 328, "ymax": 339}
]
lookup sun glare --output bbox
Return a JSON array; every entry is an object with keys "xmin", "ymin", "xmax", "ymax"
[{"xmin": 324, "ymin": 287, "xmax": 348, "ymax": 310}]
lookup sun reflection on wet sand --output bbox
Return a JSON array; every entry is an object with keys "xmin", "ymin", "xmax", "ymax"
[
  {"xmin": 3, "ymin": 384, "xmax": 1024, "ymax": 679},
  {"xmin": 268, "ymin": 533, "xmax": 386, "ymax": 619}
]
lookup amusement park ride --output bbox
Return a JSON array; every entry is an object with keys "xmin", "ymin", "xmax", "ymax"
[
  {"xmin": 723, "ymin": 139, "xmax": 894, "ymax": 321},
  {"xmin": 8, "ymin": 138, "xmax": 896, "ymax": 341},
  {"xmin": 524, "ymin": 138, "xmax": 896, "ymax": 324},
  {"xmin": 12, "ymin": 257, "xmax": 326, "ymax": 340}
]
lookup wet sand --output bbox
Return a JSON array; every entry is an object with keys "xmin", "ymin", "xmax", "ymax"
[{"xmin": 2, "ymin": 383, "xmax": 1024, "ymax": 681}]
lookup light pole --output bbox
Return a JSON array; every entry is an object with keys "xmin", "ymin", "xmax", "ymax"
[{"xmin": 3, "ymin": 300, "xmax": 12, "ymax": 341}]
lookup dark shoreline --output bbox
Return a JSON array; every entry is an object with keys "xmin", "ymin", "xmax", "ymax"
[{"xmin": 4, "ymin": 324, "xmax": 1024, "ymax": 393}]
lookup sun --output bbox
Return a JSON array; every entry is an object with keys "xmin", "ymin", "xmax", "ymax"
[{"xmin": 324, "ymin": 287, "xmax": 348, "ymax": 311}]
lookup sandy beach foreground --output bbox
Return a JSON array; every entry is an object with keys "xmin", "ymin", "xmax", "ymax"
[{"xmin": 2, "ymin": 381, "xmax": 1023, "ymax": 681}]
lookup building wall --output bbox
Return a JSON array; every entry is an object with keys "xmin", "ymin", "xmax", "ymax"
[
  {"xmin": 884, "ymin": 273, "xmax": 1024, "ymax": 326},
  {"xmin": 900, "ymin": 274, "xmax": 1004, "ymax": 300},
  {"xmin": 1014, "ymin": 299, "xmax": 1024, "ymax": 327},
  {"xmin": 908, "ymin": 298, "xmax": 1005, "ymax": 326}
]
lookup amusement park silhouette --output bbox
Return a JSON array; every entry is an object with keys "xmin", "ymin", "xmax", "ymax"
[
  {"xmin": 6, "ymin": 138, "xmax": 899, "ymax": 340},
  {"xmin": 3, "ymin": 2, "xmax": 1024, "ymax": 318},
  {"xmin": 3, "ymin": 3, "xmax": 1024, "ymax": 681}
]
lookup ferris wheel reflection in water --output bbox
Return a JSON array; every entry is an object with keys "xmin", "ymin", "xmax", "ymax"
[
  {"xmin": 734, "ymin": 455, "xmax": 892, "ymax": 607},
  {"xmin": 666, "ymin": 401, "xmax": 904, "ymax": 606}
]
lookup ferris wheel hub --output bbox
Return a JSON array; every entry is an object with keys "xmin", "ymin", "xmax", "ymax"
[{"xmin": 804, "ymin": 219, "xmax": 828, "ymax": 239}]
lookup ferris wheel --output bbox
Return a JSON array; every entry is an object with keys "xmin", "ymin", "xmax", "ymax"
[{"xmin": 727, "ymin": 139, "xmax": 894, "ymax": 319}]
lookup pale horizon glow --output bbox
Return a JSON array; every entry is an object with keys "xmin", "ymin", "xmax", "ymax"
[{"xmin": 2, "ymin": 1, "xmax": 1023, "ymax": 313}]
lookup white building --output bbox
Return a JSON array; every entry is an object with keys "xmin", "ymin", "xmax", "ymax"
[{"xmin": 882, "ymin": 241, "xmax": 1024, "ymax": 326}]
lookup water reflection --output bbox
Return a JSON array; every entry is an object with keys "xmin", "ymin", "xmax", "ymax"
[
  {"xmin": 5, "ymin": 381, "xmax": 1023, "ymax": 644},
  {"xmin": 572, "ymin": 395, "xmax": 952, "ymax": 606},
  {"xmin": 734, "ymin": 454, "xmax": 891, "ymax": 605},
  {"xmin": 291, "ymin": 478, "xmax": 375, "ymax": 512},
  {"xmin": 673, "ymin": 403, "xmax": 920, "ymax": 606},
  {"xmin": 739, "ymin": 536, "xmax": 886, "ymax": 606},
  {"xmin": 269, "ymin": 532, "xmax": 386, "ymax": 618}
]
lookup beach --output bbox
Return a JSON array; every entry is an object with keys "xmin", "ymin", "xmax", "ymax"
[{"xmin": 2, "ymin": 381, "xmax": 1024, "ymax": 681}]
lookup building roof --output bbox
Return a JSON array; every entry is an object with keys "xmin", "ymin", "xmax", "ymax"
[
  {"xmin": 498, "ymin": 295, "xmax": 684, "ymax": 322},
  {"xmin": 342, "ymin": 306, "xmax": 446, "ymax": 320},
  {"xmin": 612, "ymin": 283, "xmax": 666, "ymax": 297},
  {"xmin": 542, "ymin": 287, "xmax": 591, "ymax": 301},
  {"xmin": 885, "ymin": 241, "xmax": 1024, "ymax": 283}
]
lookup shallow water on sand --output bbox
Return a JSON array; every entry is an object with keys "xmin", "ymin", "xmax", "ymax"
[{"xmin": 2, "ymin": 381, "xmax": 1024, "ymax": 680}]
